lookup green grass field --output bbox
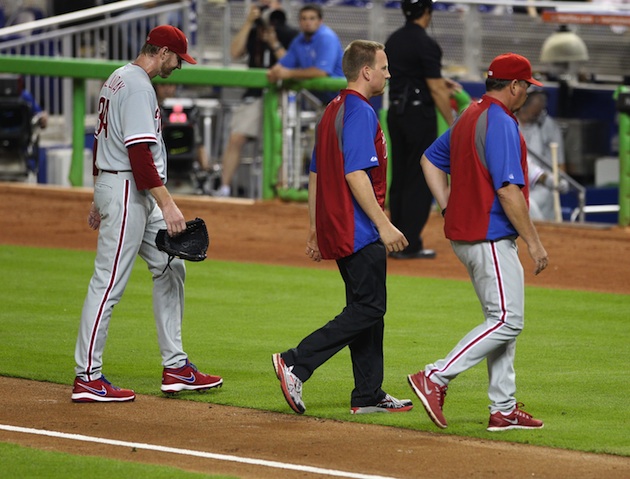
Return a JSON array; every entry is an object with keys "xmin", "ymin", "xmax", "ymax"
[
  {"xmin": 0, "ymin": 442, "xmax": 234, "ymax": 479},
  {"xmin": 0, "ymin": 244, "xmax": 628, "ymax": 476}
]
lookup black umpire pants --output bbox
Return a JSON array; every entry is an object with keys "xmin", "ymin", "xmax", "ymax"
[
  {"xmin": 281, "ymin": 241, "xmax": 387, "ymax": 407},
  {"xmin": 387, "ymin": 104, "xmax": 437, "ymax": 253}
]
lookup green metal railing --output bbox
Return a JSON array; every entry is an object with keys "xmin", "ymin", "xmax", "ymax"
[
  {"xmin": 3, "ymin": 55, "xmax": 626, "ymax": 225},
  {"xmin": 0, "ymin": 54, "xmax": 346, "ymax": 200},
  {"xmin": 614, "ymin": 86, "xmax": 630, "ymax": 227}
]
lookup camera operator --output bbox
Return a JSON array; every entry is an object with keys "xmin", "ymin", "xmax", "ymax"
[{"xmin": 215, "ymin": 0, "xmax": 298, "ymax": 197}]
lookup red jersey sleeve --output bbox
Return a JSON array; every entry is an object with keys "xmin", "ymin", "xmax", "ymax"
[{"xmin": 128, "ymin": 142, "xmax": 163, "ymax": 190}]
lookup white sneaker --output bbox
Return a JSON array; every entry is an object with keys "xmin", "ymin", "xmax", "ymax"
[
  {"xmin": 351, "ymin": 393, "xmax": 413, "ymax": 414},
  {"xmin": 212, "ymin": 185, "xmax": 231, "ymax": 197},
  {"xmin": 272, "ymin": 353, "xmax": 305, "ymax": 414}
]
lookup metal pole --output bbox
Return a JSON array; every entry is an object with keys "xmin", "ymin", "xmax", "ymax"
[{"xmin": 69, "ymin": 78, "xmax": 86, "ymax": 187}]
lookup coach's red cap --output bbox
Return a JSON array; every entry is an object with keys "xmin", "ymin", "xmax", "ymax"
[
  {"xmin": 487, "ymin": 53, "xmax": 542, "ymax": 86},
  {"xmin": 146, "ymin": 25, "xmax": 197, "ymax": 64}
]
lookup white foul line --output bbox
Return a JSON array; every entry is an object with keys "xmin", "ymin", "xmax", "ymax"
[{"xmin": 0, "ymin": 424, "xmax": 399, "ymax": 479}]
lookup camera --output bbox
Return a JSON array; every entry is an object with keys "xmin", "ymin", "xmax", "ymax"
[
  {"xmin": 254, "ymin": 5, "xmax": 270, "ymax": 28},
  {"xmin": 254, "ymin": 5, "xmax": 287, "ymax": 28}
]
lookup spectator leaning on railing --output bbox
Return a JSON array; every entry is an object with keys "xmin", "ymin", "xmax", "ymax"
[{"xmin": 266, "ymin": 3, "xmax": 344, "ymax": 104}]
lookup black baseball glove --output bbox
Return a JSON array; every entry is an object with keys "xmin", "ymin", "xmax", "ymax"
[{"xmin": 156, "ymin": 218, "xmax": 209, "ymax": 270}]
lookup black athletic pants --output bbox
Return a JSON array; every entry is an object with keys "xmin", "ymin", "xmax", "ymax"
[
  {"xmin": 387, "ymin": 104, "xmax": 437, "ymax": 253},
  {"xmin": 282, "ymin": 241, "xmax": 387, "ymax": 407}
]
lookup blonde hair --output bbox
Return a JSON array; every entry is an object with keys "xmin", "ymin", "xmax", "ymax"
[{"xmin": 140, "ymin": 43, "xmax": 162, "ymax": 56}]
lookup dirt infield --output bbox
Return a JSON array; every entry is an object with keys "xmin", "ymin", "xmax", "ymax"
[
  {"xmin": 1, "ymin": 183, "xmax": 629, "ymax": 478},
  {"xmin": 1, "ymin": 183, "xmax": 629, "ymax": 294}
]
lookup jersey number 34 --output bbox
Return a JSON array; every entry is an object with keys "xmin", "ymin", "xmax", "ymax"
[{"xmin": 96, "ymin": 97, "xmax": 110, "ymax": 139}]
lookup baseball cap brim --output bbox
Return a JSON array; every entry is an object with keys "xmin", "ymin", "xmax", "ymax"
[
  {"xmin": 176, "ymin": 52, "xmax": 197, "ymax": 65},
  {"xmin": 527, "ymin": 77, "xmax": 543, "ymax": 87}
]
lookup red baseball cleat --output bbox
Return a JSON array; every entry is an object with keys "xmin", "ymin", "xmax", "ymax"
[
  {"xmin": 161, "ymin": 360, "xmax": 223, "ymax": 393},
  {"xmin": 487, "ymin": 403, "xmax": 544, "ymax": 431},
  {"xmin": 72, "ymin": 375, "xmax": 135, "ymax": 403},
  {"xmin": 408, "ymin": 371, "xmax": 448, "ymax": 428}
]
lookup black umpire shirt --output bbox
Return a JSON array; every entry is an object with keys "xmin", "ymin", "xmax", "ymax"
[{"xmin": 385, "ymin": 21, "xmax": 444, "ymax": 106}]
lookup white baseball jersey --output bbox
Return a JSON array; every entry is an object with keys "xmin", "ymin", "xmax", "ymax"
[{"xmin": 94, "ymin": 63, "xmax": 168, "ymax": 180}]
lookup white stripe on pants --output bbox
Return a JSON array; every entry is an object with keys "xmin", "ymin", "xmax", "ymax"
[
  {"xmin": 425, "ymin": 238, "xmax": 524, "ymax": 413},
  {"xmin": 75, "ymin": 172, "xmax": 187, "ymax": 381}
]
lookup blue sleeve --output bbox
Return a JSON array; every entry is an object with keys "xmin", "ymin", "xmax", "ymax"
[
  {"xmin": 343, "ymin": 103, "xmax": 378, "ymax": 175},
  {"xmin": 485, "ymin": 106, "xmax": 525, "ymax": 191},
  {"xmin": 279, "ymin": 38, "xmax": 299, "ymax": 68},
  {"xmin": 20, "ymin": 90, "xmax": 42, "ymax": 114},
  {"xmin": 424, "ymin": 129, "xmax": 452, "ymax": 174},
  {"xmin": 312, "ymin": 31, "xmax": 341, "ymax": 76},
  {"xmin": 310, "ymin": 147, "xmax": 317, "ymax": 173}
]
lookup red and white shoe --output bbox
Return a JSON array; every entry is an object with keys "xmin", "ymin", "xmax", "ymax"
[
  {"xmin": 161, "ymin": 360, "xmax": 223, "ymax": 394},
  {"xmin": 350, "ymin": 394, "xmax": 413, "ymax": 414},
  {"xmin": 71, "ymin": 375, "xmax": 135, "ymax": 403},
  {"xmin": 272, "ymin": 353, "xmax": 305, "ymax": 414},
  {"xmin": 487, "ymin": 403, "xmax": 544, "ymax": 431},
  {"xmin": 408, "ymin": 371, "xmax": 448, "ymax": 428}
]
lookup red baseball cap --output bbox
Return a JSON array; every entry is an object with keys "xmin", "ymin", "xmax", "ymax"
[
  {"xmin": 487, "ymin": 53, "xmax": 542, "ymax": 87},
  {"xmin": 146, "ymin": 25, "xmax": 196, "ymax": 65}
]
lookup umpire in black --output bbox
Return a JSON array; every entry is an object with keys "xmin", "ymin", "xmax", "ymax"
[{"xmin": 386, "ymin": 0, "xmax": 454, "ymax": 259}]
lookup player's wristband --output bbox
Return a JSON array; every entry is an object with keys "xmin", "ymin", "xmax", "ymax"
[{"xmin": 441, "ymin": 207, "xmax": 447, "ymax": 218}]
